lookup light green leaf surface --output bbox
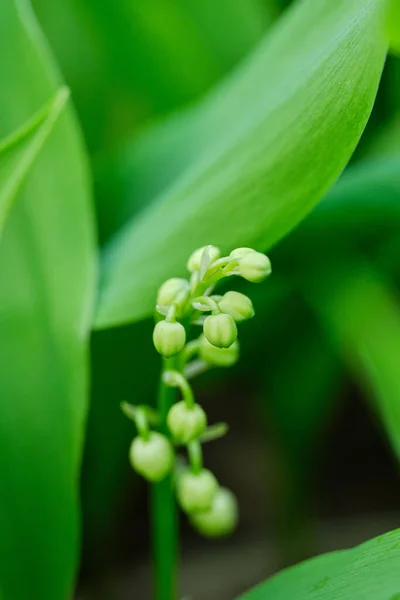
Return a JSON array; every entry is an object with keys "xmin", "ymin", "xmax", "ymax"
[
  {"xmin": 307, "ymin": 265, "xmax": 400, "ymax": 460},
  {"xmin": 95, "ymin": 0, "xmax": 388, "ymax": 330},
  {"xmin": 239, "ymin": 528, "xmax": 400, "ymax": 599},
  {"xmin": 0, "ymin": 1, "xmax": 95, "ymax": 599},
  {"xmin": 0, "ymin": 87, "xmax": 68, "ymax": 236}
]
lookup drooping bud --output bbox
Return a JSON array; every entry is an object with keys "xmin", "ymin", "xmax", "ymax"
[
  {"xmin": 229, "ymin": 247, "xmax": 257, "ymax": 260},
  {"xmin": 218, "ymin": 291, "xmax": 254, "ymax": 322},
  {"xmin": 187, "ymin": 245, "xmax": 220, "ymax": 273},
  {"xmin": 167, "ymin": 401, "xmax": 207, "ymax": 444},
  {"xmin": 177, "ymin": 468, "xmax": 218, "ymax": 514},
  {"xmin": 157, "ymin": 278, "xmax": 189, "ymax": 309},
  {"xmin": 153, "ymin": 320, "xmax": 186, "ymax": 357},
  {"xmin": 190, "ymin": 487, "xmax": 238, "ymax": 538},
  {"xmin": 238, "ymin": 252, "xmax": 271, "ymax": 283},
  {"xmin": 129, "ymin": 432, "xmax": 174, "ymax": 482},
  {"xmin": 203, "ymin": 313, "xmax": 237, "ymax": 348},
  {"xmin": 199, "ymin": 336, "xmax": 239, "ymax": 367}
]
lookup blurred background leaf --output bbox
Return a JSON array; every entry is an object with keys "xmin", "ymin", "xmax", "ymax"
[
  {"xmin": 0, "ymin": 1, "xmax": 95, "ymax": 598},
  {"xmin": 306, "ymin": 264, "xmax": 400, "ymax": 461},
  {"xmin": 32, "ymin": 0, "xmax": 279, "ymax": 154}
]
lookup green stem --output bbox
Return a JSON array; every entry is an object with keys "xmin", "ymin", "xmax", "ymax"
[{"xmin": 151, "ymin": 358, "xmax": 179, "ymax": 600}]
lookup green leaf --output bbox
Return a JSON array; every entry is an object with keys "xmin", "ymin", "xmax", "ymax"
[
  {"xmin": 0, "ymin": 87, "xmax": 68, "ymax": 236},
  {"xmin": 238, "ymin": 528, "xmax": 400, "ymax": 599},
  {"xmin": 95, "ymin": 0, "xmax": 388, "ymax": 330},
  {"xmin": 0, "ymin": 1, "xmax": 95, "ymax": 599},
  {"xmin": 306, "ymin": 264, "xmax": 400, "ymax": 461},
  {"xmin": 388, "ymin": 0, "xmax": 400, "ymax": 53}
]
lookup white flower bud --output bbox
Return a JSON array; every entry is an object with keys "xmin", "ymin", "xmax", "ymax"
[
  {"xmin": 229, "ymin": 247, "xmax": 257, "ymax": 260},
  {"xmin": 187, "ymin": 245, "xmax": 220, "ymax": 273},
  {"xmin": 153, "ymin": 320, "xmax": 186, "ymax": 358},
  {"xmin": 238, "ymin": 252, "xmax": 271, "ymax": 283},
  {"xmin": 157, "ymin": 278, "xmax": 189, "ymax": 308},
  {"xmin": 177, "ymin": 468, "xmax": 218, "ymax": 514},
  {"xmin": 129, "ymin": 432, "xmax": 174, "ymax": 482},
  {"xmin": 167, "ymin": 401, "xmax": 207, "ymax": 444},
  {"xmin": 203, "ymin": 313, "xmax": 237, "ymax": 348},
  {"xmin": 190, "ymin": 487, "xmax": 238, "ymax": 538},
  {"xmin": 199, "ymin": 336, "xmax": 239, "ymax": 367},
  {"xmin": 218, "ymin": 291, "xmax": 254, "ymax": 322}
]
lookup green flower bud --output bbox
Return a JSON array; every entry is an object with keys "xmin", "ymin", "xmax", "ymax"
[
  {"xmin": 129, "ymin": 432, "xmax": 174, "ymax": 482},
  {"xmin": 218, "ymin": 291, "xmax": 254, "ymax": 322},
  {"xmin": 187, "ymin": 245, "xmax": 220, "ymax": 273},
  {"xmin": 238, "ymin": 252, "xmax": 271, "ymax": 283},
  {"xmin": 190, "ymin": 487, "xmax": 238, "ymax": 538},
  {"xmin": 167, "ymin": 401, "xmax": 207, "ymax": 444},
  {"xmin": 177, "ymin": 468, "xmax": 218, "ymax": 514},
  {"xmin": 229, "ymin": 247, "xmax": 257, "ymax": 260},
  {"xmin": 153, "ymin": 320, "xmax": 186, "ymax": 358},
  {"xmin": 203, "ymin": 313, "xmax": 237, "ymax": 348},
  {"xmin": 199, "ymin": 336, "xmax": 239, "ymax": 367},
  {"xmin": 157, "ymin": 278, "xmax": 189, "ymax": 308}
]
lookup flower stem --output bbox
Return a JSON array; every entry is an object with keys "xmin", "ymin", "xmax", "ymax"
[{"xmin": 151, "ymin": 358, "xmax": 179, "ymax": 600}]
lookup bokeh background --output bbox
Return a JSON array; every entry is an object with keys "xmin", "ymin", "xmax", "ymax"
[{"xmin": 27, "ymin": 0, "xmax": 400, "ymax": 597}]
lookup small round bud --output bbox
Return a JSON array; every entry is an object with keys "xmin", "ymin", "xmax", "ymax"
[
  {"xmin": 199, "ymin": 336, "xmax": 239, "ymax": 367},
  {"xmin": 203, "ymin": 313, "xmax": 237, "ymax": 349},
  {"xmin": 157, "ymin": 278, "xmax": 189, "ymax": 308},
  {"xmin": 167, "ymin": 401, "xmax": 207, "ymax": 444},
  {"xmin": 190, "ymin": 487, "xmax": 238, "ymax": 538},
  {"xmin": 238, "ymin": 252, "xmax": 271, "ymax": 283},
  {"xmin": 177, "ymin": 468, "xmax": 218, "ymax": 514},
  {"xmin": 129, "ymin": 432, "xmax": 174, "ymax": 482},
  {"xmin": 187, "ymin": 245, "xmax": 220, "ymax": 273},
  {"xmin": 153, "ymin": 320, "xmax": 186, "ymax": 358},
  {"xmin": 218, "ymin": 291, "xmax": 254, "ymax": 322},
  {"xmin": 229, "ymin": 247, "xmax": 257, "ymax": 260}
]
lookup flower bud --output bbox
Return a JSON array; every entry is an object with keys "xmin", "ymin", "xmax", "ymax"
[
  {"xmin": 157, "ymin": 278, "xmax": 189, "ymax": 308},
  {"xmin": 153, "ymin": 320, "xmax": 186, "ymax": 358},
  {"xmin": 229, "ymin": 247, "xmax": 257, "ymax": 260},
  {"xmin": 129, "ymin": 432, "xmax": 174, "ymax": 482},
  {"xmin": 190, "ymin": 487, "xmax": 238, "ymax": 538},
  {"xmin": 218, "ymin": 291, "xmax": 254, "ymax": 322},
  {"xmin": 203, "ymin": 313, "xmax": 237, "ymax": 348},
  {"xmin": 177, "ymin": 468, "xmax": 218, "ymax": 514},
  {"xmin": 187, "ymin": 245, "xmax": 220, "ymax": 273},
  {"xmin": 238, "ymin": 252, "xmax": 271, "ymax": 283},
  {"xmin": 167, "ymin": 401, "xmax": 207, "ymax": 444},
  {"xmin": 199, "ymin": 336, "xmax": 239, "ymax": 367}
]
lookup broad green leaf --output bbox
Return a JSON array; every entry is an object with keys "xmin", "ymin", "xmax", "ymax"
[
  {"xmin": 95, "ymin": 0, "xmax": 388, "ymax": 329},
  {"xmin": 305, "ymin": 264, "xmax": 400, "ymax": 460},
  {"xmin": 0, "ymin": 1, "xmax": 95, "ymax": 599},
  {"xmin": 0, "ymin": 87, "xmax": 68, "ymax": 236},
  {"xmin": 238, "ymin": 528, "xmax": 400, "ymax": 599}
]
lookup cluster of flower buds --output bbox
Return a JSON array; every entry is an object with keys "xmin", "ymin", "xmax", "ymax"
[{"xmin": 125, "ymin": 245, "xmax": 270, "ymax": 538}]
